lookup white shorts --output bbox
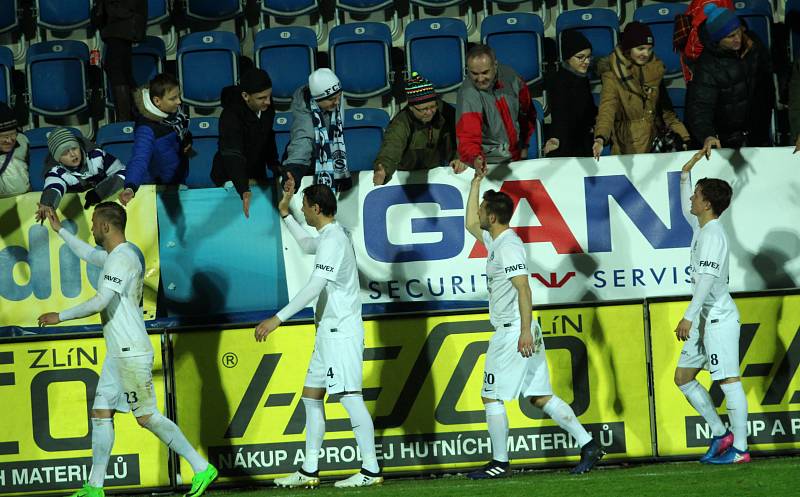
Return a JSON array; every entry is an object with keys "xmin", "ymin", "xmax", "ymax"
[
  {"xmin": 482, "ymin": 322, "xmax": 553, "ymax": 401},
  {"xmin": 93, "ymin": 354, "xmax": 157, "ymax": 416},
  {"xmin": 305, "ymin": 335, "xmax": 364, "ymax": 395},
  {"xmin": 677, "ymin": 317, "xmax": 741, "ymax": 381}
]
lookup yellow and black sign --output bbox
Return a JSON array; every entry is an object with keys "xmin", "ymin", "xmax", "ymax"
[
  {"xmin": 171, "ymin": 304, "xmax": 651, "ymax": 481},
  {"xmin": 650, "ymin": 294, "xmax": 800, "ymax": 456},
  {"xmin": 0, "ymin": 335, "xmax": 170, "ymax": 495}
]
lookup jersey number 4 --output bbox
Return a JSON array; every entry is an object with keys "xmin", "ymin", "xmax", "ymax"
[{"xmin": 326, "ymin": 367, "xmax": 335, "ymax": 379}]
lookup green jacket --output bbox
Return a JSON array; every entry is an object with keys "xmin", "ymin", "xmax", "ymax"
[{"xmin": 373, "ymin": 100, "xmax": 456, "ymax": 183}]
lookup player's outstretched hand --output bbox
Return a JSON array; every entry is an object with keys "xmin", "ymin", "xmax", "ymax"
[
  {"xmin": 255, "ymin": 316, "xmax": 281, "ymax": 342},
  {"xmin": 674, "ymin": 318, "xmax": 692, "ymax": 341},
  {"xmin": 37, "ymin": 312, "xmax": 60, "ymax": 327},
  {"xmin": 278, "ymin": 174, "xmax": 295, "ymax": 217},
  {"xmin": 43, "ymin": 206, "xmax": 62, "ymax": 232},
  {"xmin": 518, "ymin": 329, "xmax": 535, "ymax": 358},
  {"xmin": 682, "ymin": 149, "xmax": 707, "ymax": 173}
]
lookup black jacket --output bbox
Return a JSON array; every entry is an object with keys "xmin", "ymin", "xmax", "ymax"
[
  {"xmin": 97, "ymin": 0, "xmax": 148, "ymax": 42},
  {"xmin": 545, "ymin": 64, "xmax": 597, "ymax": 157},
  {"xmin": 211, "ymin": 85, "xmax": 279, "ymax": 197},
  {"xmin": 686, "ymin": 26, "xmax": 774, "ymax": 147}
]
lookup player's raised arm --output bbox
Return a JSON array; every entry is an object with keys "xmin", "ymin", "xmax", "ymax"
[
  {"xmin": 279, "ymin": 173, "xmax": 320, "ymax": 254},
  {"xmin": 44, "ymin": 206, "xmax": 108, "ymax": 267},
  {"xmin": 680, "ymin": 150, "xmax": 706, "ymax": 229},
  {"xmin": 465, "ymin": 167, "xmax": 485, "ymax": 241}
]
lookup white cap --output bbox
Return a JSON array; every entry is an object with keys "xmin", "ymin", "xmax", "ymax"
[{"xmin": 308, "ymin": 68, "xmax": 342, "ymax": 101}]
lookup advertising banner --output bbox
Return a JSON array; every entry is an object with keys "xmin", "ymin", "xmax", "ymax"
[
  {"xmin": 171, "ymin": 305, "xmax": 651, "ymax": 480},
  {"xmin": 282, "ymin": 149, "xmax": 800, "ymax": 307},
  {"xmin": 0, "ymin": 188, "xmax": 160, "ymax": 328},
  {"xmin": 0, "ymin": 335, "xmax": 170, "ymax": 495},
  {"xmin": 650, "ymin": 294, "xmax": 800, "ymax": 456}
]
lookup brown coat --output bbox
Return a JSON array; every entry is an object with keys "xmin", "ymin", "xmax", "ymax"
[{"xmin": 594, "ymin": 47, "xmax": 690, "ymax": 155}]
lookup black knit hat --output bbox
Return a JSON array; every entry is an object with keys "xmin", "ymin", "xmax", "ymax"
[
  {"xmin": 561, "ymin": 31, "xmax": 592, "ymax": 61},
  {"xmin": 239, "ymin": 69, "xmax": 272, "ymax": 94},
  {"xmin": 0, "ymin": 102, "xmax": 16, "ymax": 133},
  {"xmin": 621, "ymin": 22, "xmax": 654, "ymax": 51}
]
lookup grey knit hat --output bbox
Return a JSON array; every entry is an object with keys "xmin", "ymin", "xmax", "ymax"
[{"xmin": 47, "ymin": 127, "xmax": 80, "ymax": 160}]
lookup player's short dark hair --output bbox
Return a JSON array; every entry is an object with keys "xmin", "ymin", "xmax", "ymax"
[
  {"xmin": 696, "ymin": 178, "xmax": 732, "ymax": 216},
  {"xmin": 149, "ymin": 73, "xmax": 179, "ymax": 99},
  {"xmin": 467, "ymin": 44, "xmax": 496, "ymax": 63},
  {"xmin": 303, "ymin": 183, "xmax": 337, "ymax": 217},
  {"xmin": 94, "ymin": 202, "xmax": 127, "ymax": 231},
  {"xmin": 482, "ymin": 190, "xmax": 514, "ymax": 225}
]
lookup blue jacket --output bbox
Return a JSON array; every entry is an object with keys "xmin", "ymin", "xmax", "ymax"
[{"xmin": 125, "ymin": 88, "xmax": 192, "ymax": 190}]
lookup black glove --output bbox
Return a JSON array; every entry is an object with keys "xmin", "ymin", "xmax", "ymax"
[
  {"xmin": 83, "ymin": 190, "xmax": 102, "ymax": 209},
  {"xmin": 281, "ymin": 164, "xmax": 305, "ymax": 193}
]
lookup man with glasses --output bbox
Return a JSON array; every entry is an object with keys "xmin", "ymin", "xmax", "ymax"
[
  {"xmin": 372, "ymin": 72, "xmax": 459, "ymax": 186},
  {"xmin": 0, "ymin": 102, "xmax": 30, "ymax": 198}
]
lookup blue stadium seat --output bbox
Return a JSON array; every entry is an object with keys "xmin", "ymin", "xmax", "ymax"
[
  {"xmin": 336, "ymin": 0, "xmax": 399, "ymax": 38},
  {"xmin": 330, "ymin": 22, "xmax": 392, "ymax": 99},
  {"xmin": 527, "ymin": 99, "xmax": 544, "ymax": 159},
  {"xmin": 274, "ymin": 112, "xmax": 293, "ymax": 162},
  {"xmin": 343, "ymin": 108, "xmax": 389, "ymax": 172},
  {"xmin": 96, "ymin": 122, "xmax": 136, "ymax": 164},
  {"xmin": 0, "ymin": 47, "xmax": 12, "ymax": 104},
  {"xmin": 789, "ymin": 0, "xmax": 800, "ymax": 61},
  {"xmin": 36, "ymin": 0, "xmax": 91, "ymax": 31},
  {"xmin": 254, "ymin": 27, "xmax": 317, "ymax": 103},
  {"xmin": 26, "ymin": 41, "xmax": 90, "ymax": 118},
  {"xmin": 556, "ymin": 8, "xmax": 619, "ymax": 62},
  {"xmin": 481, "ymin": 13, "xmax": 545, "ymax": 86},
  {"xmin": 148, "ymin": 0, "xmax": 170, "ymax": 24},
  {"xmin": 25, "ymin": 127, "xmax": 84, "ymax": 191},
  {"xmin": 186, "ymin": 117, "xmax": 219, "ymax": 188},
  {"xmin": 0, "ymin": 0, "xmax": 19, "ymax": 35},
  {"xmin": 262, "ymin": 0, "xmax": 318, "ymax": 17},
  {"xmin": 104, "ymin": 36, "xmax": 166, "ymax": 110},
  {"xmin": 735, "ymin": 0, "xmax": 772, "ymax": 49},
  {"xmin": 405, "ymin": 18, "xmax": 468, "ymax": 93},
  {"xmin": 177, "ymin": 32, "xmax": 240, "ymax": 108},
  {"xmin": 667, "ymin": 87, "xmax": 686, "ymax": 123},
  {"xmin": 634, "ymin": 3, "xmax": 688, "ymax": 79},
  {"xmin": 186, "ymin": 0, "xmax": 244, "ymax": 22}
]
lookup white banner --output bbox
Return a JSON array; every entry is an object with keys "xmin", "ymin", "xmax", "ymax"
[{"xmin": 281, "ymin": 148, "xmax": 800, "ymax": 307}]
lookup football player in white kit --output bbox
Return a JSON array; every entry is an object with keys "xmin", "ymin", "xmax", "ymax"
[
  {"xmin": 463, "ymin": 169, "xmax": 604, "ymax": 479},
  {"xmin": 37, "ymin": 203, "xmax": 217, "ymax": 497},
  {"xmin": 255, "ymin": 176, "xmax": 381, "ymax": 488},
  {"xmin": 674, "ymin": 150, "xmax": 749, "ymax": 464}
]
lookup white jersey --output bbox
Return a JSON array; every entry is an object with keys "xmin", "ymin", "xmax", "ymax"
[
  {"xmin": 311, "ymin": 222, "xmax": 363, "ymax": 338},
  {"xmin": 681, "ymin": 174, "xmax": 739, "ymax": 323},
  {"xmin": 98, "ymin": 243, "xmax": 153, "ymax": 357},
  {"xmin": 483, "ymin": 230, "xmax": 529, "ymax": 329}
]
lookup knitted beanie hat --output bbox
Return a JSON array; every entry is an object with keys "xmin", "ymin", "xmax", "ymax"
[
  {"xmin": 621, "ymin": 21, "xmax": 654, "ymax": 51},
  {"xmin": 308, "ymin": 68, "xmax": 342, "ymax": 101},
  {"xmin": 240, "ymin": 68, "xmax": 272, "ymax": 94},
  {"xmin": 561, "ymin": 30, "xmax": 592, "ymax": 60},
  {"xmin": 405, "ymin": 72, "xmax": 437, "ymax": 105},
  {"xmin": 704, "ymin": 4, "xmax": 741, "ymax": 43},
  {"xmin": 47, "ymin": 127, "xmax": 80, "ymax": 160}
]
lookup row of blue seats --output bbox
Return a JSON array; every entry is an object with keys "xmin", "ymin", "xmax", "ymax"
[{"xmin": 0, "ymin": 5, "xmax": 772, "ymax": 119}]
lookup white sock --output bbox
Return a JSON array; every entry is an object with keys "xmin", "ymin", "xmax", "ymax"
[
  {"xmin": 720, "ymin": 382, "xmax": 749, "ymax": 451},
  {"xmin": 340, "ymin": 394, "xmax": 380, "ymax": 474},
  {"xmin": 143, "ymin": 412, "xmax": 208, "ymax": 473},
  {"xmin": 88, "ymin": 418, "xmax": 114, "ymax": 487},
  {"xmin": 678, "ymin": 380, "xmax": 727, "ymax": 437},
  {"xmin": 542, "ymin": 396, "xmax": 593, "ymax": 448},
  {"xmin": 301, "ymin": 397, "xmax": 325, "ymax": 474},
  {"xmin": 484, "ymin": 402, "xmax": 509, "ymax": 463}
]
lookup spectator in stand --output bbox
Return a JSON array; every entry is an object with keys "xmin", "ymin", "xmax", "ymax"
[
  {"xmin": 94, "ymin": 0, "xmax": 148, "ymax": 121},
  {"xmin": 685, "ymin": 4, "xmax": 774, "ymax": 150},
  {"xmin": 593, "ymin": 22, "xmax": 691, "ymax": 159},
  {"xmin": 543, "ymin": 31, "xmax": 597, "ymax": 158},
  {"xmin": 0, "ymin": 103, "xmax": 30, "ymax": 198},
  {"xmin": 373, "ymin": 72, "xmax": 459, "ymax": 186},
  {"xmin": 34, "ymin": 128, "xmax": 125, "ymax": 220},
  {"xmin": 210, "ymin": 69, "xmax": 279, "ymax": 218},
  {"xmin": 455, "ymin": 44, "xmax": 536, "ymax": 172},
  {"xmin": 282, "ymin": 68, "xmax": 351, "ymax": 193},
  {"xmin": 674, "ymin": 0, "xmax": 734, "ymax": 82},
  {"xmin": 119, "ymin": 73, "xmax": 191, "ymax": 205}
]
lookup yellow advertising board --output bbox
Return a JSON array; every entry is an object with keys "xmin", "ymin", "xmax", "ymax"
[
  {"xmin": 0, "ymin": 334, "xmax": 170, "ymax": 495},
  {"xmin": 650, "ymin": 294, "xmax": 800, "ymax": 456},
  {"xmin": 0, "ymin": 188, "xmax": 160, "ymax": 328},
  {"xmin": 171, "ymin": 305, "xmax": 651, "ymax": 481}
]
